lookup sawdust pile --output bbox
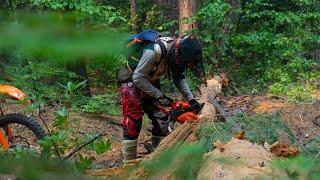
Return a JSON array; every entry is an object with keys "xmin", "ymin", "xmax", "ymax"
[
  {"xmin": 269, "ymin": 142, "xmax": 300, "ymax": 158},
  {"xmin": 197, "ymin": 138, "xmax": 275, "ymax": 180}
]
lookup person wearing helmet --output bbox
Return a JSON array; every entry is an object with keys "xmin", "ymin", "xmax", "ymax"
[{"xmin": 120, "ymin": 30, "xmax": 203, "ymax": 162}]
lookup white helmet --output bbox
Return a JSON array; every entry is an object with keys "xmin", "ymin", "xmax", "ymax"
[
  {"xmin": 159, "ymin": 36, "xmax": 174, "ymax": 43},
  {"xmin": 154, "ymin": 37, "xmax": 175, "ymax": 60}
]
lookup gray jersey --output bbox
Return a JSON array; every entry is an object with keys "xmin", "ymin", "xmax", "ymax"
[{"xmin": 132, "ymin": 47, "xmax": 194, "ymax": 100}]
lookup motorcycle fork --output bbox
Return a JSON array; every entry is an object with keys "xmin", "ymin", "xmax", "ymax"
[
  {"xmin": 0, "ymin": 105, "xmax": 14, "ymax": 150},
  {"xmin": 0, "ymin": 130, "xmax": 9, "ymax": 150}
]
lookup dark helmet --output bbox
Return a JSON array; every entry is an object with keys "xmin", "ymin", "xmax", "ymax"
[{"xmin": 178, "ymin": 35, "xmax": 202, "ymax": 68}]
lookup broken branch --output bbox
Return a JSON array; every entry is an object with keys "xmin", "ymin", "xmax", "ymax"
[{"xmin": 62, "ymin": 132, "xmax": 108, "ymax": 161}]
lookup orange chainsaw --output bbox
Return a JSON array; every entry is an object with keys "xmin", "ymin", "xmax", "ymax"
[
  {"xmin": 158, "ymin": 100, "xmax": 204, "ymax": 123},
  {"xmin": 142, "ymin": 100, "xmax": 204, "ymax": 153}
]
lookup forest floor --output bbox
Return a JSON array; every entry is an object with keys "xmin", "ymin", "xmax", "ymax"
[
  {"xmin": 2, "ymin": 89, "xmax": 320, "ymax": 178},
  {"xmin": 84, "ymin": 93, "xmax": 320, "ymax": 178}
]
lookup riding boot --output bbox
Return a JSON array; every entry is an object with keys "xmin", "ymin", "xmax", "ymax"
[
  {"xmin": 143, "ymin": 136, "xmax": 164, "ymax": 154},
  {"xmin": 156, "ymin": 118, "xmax": 171, "ymax": 136},
  {"xmin": 151, "ymin": 135, "xmax": 164, "ymax": 149},
  {"xmin": 122, "ymin": 139, "xmax": 137, "ymax": 162}
]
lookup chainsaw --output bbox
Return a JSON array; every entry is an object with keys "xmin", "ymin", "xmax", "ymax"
[
  {"xmin": 142, "ymin": 100, "xmax": 204, "ymax": 153},
  {"xmin": 158, "ymin": 100, "xmax": 205, "ymax": 124}
]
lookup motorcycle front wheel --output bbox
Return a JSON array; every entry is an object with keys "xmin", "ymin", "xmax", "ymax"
[{"xmin": 0, "ymin": 113, "xmax": 46, "ymax": 151}]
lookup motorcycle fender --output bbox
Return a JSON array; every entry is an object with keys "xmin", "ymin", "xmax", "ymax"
[{"xmin": 0, "ymin": 84, "xmax": 26, "ymax": 100}]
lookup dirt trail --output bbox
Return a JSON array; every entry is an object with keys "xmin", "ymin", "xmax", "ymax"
[{"xmin": 252, "ymin": 97, "xmax": 320, "ymax": 144}]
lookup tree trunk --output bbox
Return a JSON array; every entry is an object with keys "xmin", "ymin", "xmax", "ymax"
[
  {"xmin": 153, "ymin": 0, "xmax": 166, "ymax": 4},
  {"xmin": 130, "ymin": 0, "xmax": 138, "ymax": 33},
  {"xmin": 178, "ymin": 0, "xmax": 198, "ymax": 35},
  {"xmin": 210, "ymin": 0, "xmax": 239, "ymax": 76},
  {"xmin": 168, "ymin": 0, "xmax": 179, "ymax": 36},
  {"xmin": 153, "ymin": 0, "xmax": 178, "ymax": 36}
]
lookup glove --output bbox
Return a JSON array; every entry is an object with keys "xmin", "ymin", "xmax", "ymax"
[
  {"xmin": 158, "ymin": 95, "xmax": 173, "ymax": 107},
  {"xmin": 189, "ymin": 99, "xmax": 204, "ymax": 114}
]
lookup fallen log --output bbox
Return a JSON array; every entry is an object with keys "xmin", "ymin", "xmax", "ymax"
[
  {"xmin": 151, "ymin": 77, "xmax": 223, "ymax": 157},
  {"xmin": 208, "ymin": 94, "xmax": 231, "ymax": 121},
  {"xmin": 151, "ymin": 121, "xmax": 198, "ymax": 158}
]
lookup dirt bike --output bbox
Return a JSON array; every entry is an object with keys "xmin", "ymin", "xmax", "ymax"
[{"xmin": 0, "ymin": 84, "xmax": 46, "ymax": 151}]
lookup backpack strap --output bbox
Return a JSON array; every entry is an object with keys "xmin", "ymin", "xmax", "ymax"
[
  {"xmin": 155, "ymin": 39, "xmax": 167, "ymax": 60},
  {"xmin": 174, "ymin": 36, "xmax": 190, "ymax": 64},
  {"xmin": 174, "ymin": 38, "xmax": 182, "ymax": 64},
  {"xmin": 146, "ymin": 40, "xmax": 167, "ymax": 77}
]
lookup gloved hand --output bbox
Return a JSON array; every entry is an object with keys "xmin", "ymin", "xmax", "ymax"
[
  {"xmin": 189, "ymin": 99, "xmax": 204, "ymax": 114},
  {"xmin": 158, "ymin": 95, "xmax": 173, "ymax": 107}
]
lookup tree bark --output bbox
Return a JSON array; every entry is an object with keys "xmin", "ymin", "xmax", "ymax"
[
  {"xmin": 178, "ymin": 0, "xmax": 198, "ymax": 35},
  {"xmin": 130, "ymin": 0, "xmax": 138, "ymax": 33},
  {"xmin": 153, "ymin": 0, "xmax": 166, "ymax": 4},
  {"xmin": 211, "ymin": 0, "xmax": 239, "ymax": 76},
  {"xmin": 153, "ymin": 0, "xmax": 178, "ymax": 36}
]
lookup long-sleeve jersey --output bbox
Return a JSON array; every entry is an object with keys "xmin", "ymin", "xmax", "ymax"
[{"xmin": 132, "ymin": 46, "xmax": 194, "ymax": 100}]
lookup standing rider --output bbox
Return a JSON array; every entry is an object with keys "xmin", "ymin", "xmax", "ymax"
[{"xmin": 117, "ymin": 29, "xmax": 203, "ymax": 161}]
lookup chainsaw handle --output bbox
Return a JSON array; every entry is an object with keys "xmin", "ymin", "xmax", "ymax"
[{"xmin": 184, "ymin": 103, "xmax": 205, "ymax": 114}]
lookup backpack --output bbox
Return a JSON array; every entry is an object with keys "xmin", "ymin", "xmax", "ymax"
[
  {"xmin": 127, "ymin": 30, "xmax": 168, "ymax": 70},
  {"xmin": 116, "ymin": 30, "xmax": 167, "ymax": 83}
]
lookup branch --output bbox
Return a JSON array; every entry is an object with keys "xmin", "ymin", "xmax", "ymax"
[
  {"xmin": 38, "ymin": 105, "xmax": 62, "ymax": 160},
  {"xmin": 208, "ymin": 94, "xmax": 231, "ymax": 121},
  {"xmin": 62, "ymin": 132, "xmax": 108, "ymax": 161}
]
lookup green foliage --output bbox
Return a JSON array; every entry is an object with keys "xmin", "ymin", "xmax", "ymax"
[
  {"xmin": 158, "ymin": 20, "xmax": 178, "ymax": 32},
  {"xmin": 57, "ymin": 80, "xmax": 88, "ymax": 107},
  {"xmin": 7, "ymin": 144, "xmax": 38, "ymax": 158},
  {"xmin": 81, "ymin": 93, "xmax": 121, "ymax": 116},
  {"xmin": 38, "ymin": 129, "xmax": 71, "ymax": 155},
  {"xmin": 85, "ymin": 135, "xmax": 111, "ymax": 155},
  {"xmin": 140, "ymin": 4, "xmax": 176, "ymax": 32},
  {"xmin": 31, "ymin": 0, "xmax": 127, "ymax": 28},
  {"xmin": 75, "ymin": 153, "xmax": 93, "ymax": 173},
  {"xmin": 0, "ymin": 12, "xmax": 127, "ymax": 61},
  {"xmin": 36, "ymin": 90, "xmax": 111, "ymax": 172},
  {"xmin": 197, "ymin": 113, "xmax": 294, "ymax": 151},
  {"xmin": 196, "ymin": 0, "xmax": 320, "ymax": 100},
  {"xmin": 39, "ymin": 120, "xmax": 111, "ymax": 172},
  {"xmin": 58, "ymin": 80, "xmax": 87, "ymax": 95},
  {"xmin": 134, "ymin": 2, "xmax": 177, "ymax": 33},
  {"xmin": 0, "ymin": 61, "xmax": 71, "ymax": 102},
  {"xmin": 0, "ymin": 153, "xmax": 85, "ymax": 180},
  {"xmin": 138, "ymin": 142, "xmax": 206, "ymax": 180},
  {"xmin": 269, "ymin": 82, "xmax": 313, "ymax": 102},
  {"xmin": 304, "ymin": 135, "xmax": 320, "ymax": 155},
  {"xmin": 54, "ymin": 107, "xmax": 69, "ymax": 129},
  {"xmin": 93, "ymin": 139, "xmax": 111, "ymax": 155},
  {"xmin": 273, "ymin": 155, "xmax": 320, "ymax": 179}
]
